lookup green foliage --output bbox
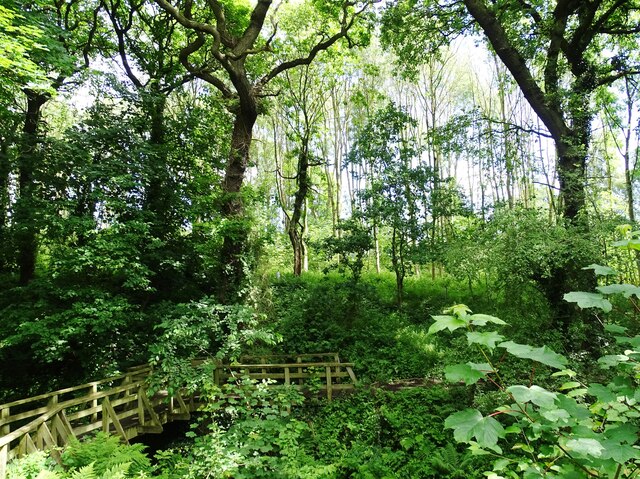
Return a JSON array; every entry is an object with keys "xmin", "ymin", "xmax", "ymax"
[
  {"xmin": 320, "ymin": 219, "xmax": 373, "ymax": 282},
  {"xmin": 263, "ymin": 273, "xmax": 442, "ymax": 382},
  {"xmin": 6, "ymin": 433, "xmax": 151, "ymax": 479},
  {"xmin": 0, "ymin": 3, "xmax": 49, "ymax": 90},
  {"xmin": 61, "ymin": 433, "xmax": 151, "ymax": 476},
  {"xmin": 431, "ymin": 267, "xmax": 640, "ymax": 477},
  {"xmin": 148, "ymin": 298, "xmax": 279, "ymax": 393}
]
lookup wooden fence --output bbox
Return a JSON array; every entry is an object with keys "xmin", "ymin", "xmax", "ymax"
[{"xmin": 0, "ymin": 353, "xmax": 356, "ymax": 477}]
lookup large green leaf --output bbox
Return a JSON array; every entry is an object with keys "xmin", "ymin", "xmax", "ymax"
[
  {"xmin": 428, "ymin": 315, "xmax": 468, "ymax": 335},
  {"xmin": 473, "ymin": 416, "xmax": 505, "ymax": 449},
  {"xmin": 598, "ymin": 354, "xmax": 629, "ymax": 369},
  {"xmin": 445, "ymin": 363, "xmax": 493, "ymax": 385},
  {"xmin": 445, "ymin": 408, "xmax": 483, "ymax": 442},
  {"xmin": 564, "ymin": 438, "xmax": 604, "ymax": 457},
  {"xmin": 587, "ymin": 383, "xmax": 617, "ymax": 403},
  {"xmin": 444, "ymin": 408, "xmax": 505, "ymax": 448},
  {"xmin": 469, "ymin": 314, "xmax": 507, "ymax": 326},
  {"xmin": 563, "ymin": 292, "xmax": 612, "ymax": 313},
  {"xmin": 582, "ymin": 264, "xmax": 618, "ymax": 276},
  {"xmin": 596, "ymin": 284, "xmax": 640, "ymax": 298},
  {"xmin": 507, "ymin": 385, "xmax": 557, "ymax": 408},
  {"xmin": 498, "ymin": 341, "xmax": 568, "ymax": 369},
  {"xmin": 612, "ymin": 239, "xmax": 640, "ymax": 251},
  {"xmin": 467, "ymin": 331, "xmax": 505, "ymax": 350}
]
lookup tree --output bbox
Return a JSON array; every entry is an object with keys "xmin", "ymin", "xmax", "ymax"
[
  {"xmin": 153, "ymin": 0, "xmax": 372, "ymax": 300},
  {"xmin": 5, "ymin": 0, "xmax": 103, "ymax": 284},
  {"xmin": 384, "ymin": 0, "xmax": 640, "ymax": 337},
  {"xmin": 348, "ymin": 102, "xmax": 431, "ymax": 304}
]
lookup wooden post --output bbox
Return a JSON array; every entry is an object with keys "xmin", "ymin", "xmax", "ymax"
[
  {"xmin": 91, "ymin": 384, "xmax": 98, "ymax": 423},
  {"xmin": 0, "ymin": 444, "xmax": 7, "ymax": 479},
  {"xmin": 0, "ymin": 406, "xmax": 9, "ymax": 436},
  {"xmin": 325, "ymin": 366, "xmax": 333, "ymax": 401},
  {"xmin": 284, "ymin": 367, "xmax": 290, "ymax": 387},
  {"xmin": 297, "ymin": 356, "xmax": 303, "ymax": 385},
  {"xmin": 214, "ymin": 363, "xmax": 222, "ymax": 387},
  {"xmin": 138, "ymin": 389, "xmax": 146, "ymax": 427}
]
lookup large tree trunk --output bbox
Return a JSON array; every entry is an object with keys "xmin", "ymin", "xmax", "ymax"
[
  {"xmin": 218, "ymin": 105, "xmax": 257, "ymax": 301},
  {"xmin": 144, "ymin": 93, "xmax": 171, "ymax": 232},
  {"xmin": 15, "ymin": 90, "xmax": 49, "ymax": 285},
  {"xmin": 288, "ymin": 138, "xmax": 311, "ymax": 276}
]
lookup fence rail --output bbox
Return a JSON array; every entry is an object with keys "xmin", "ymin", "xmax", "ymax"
[{"xmin": 0, "ymin": 353, "xmax": 356, "ymax": 478}]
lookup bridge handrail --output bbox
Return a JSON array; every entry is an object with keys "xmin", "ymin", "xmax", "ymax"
[
  {"xmin": 0, "ymin": 366, "xmax": 151, "ymax": 410},
  {"xmin": 0, "ymin": 378, "xmax": 148, "ymax": 449}
]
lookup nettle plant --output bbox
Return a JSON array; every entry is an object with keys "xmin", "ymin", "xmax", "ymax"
[{"xmin": 430, "ymin": 268, "xmax": 640, "ymax": 478}]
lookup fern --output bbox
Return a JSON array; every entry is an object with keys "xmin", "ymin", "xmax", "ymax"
[
  {"xmin": 429, "ymin": 444, "xmax": 474, "ymax": 479},
  {"xmin": 69, "ymin": 463, "xmax": 98, "ymax": 479}
]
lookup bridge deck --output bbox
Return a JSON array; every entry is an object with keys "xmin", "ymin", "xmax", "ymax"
[{"xmin": 0, "ymin": 353, "xmax": 356, "ymax": 478}]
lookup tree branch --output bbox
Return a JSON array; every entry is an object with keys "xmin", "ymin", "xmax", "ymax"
[
  {"xmin": 258, "ymin": 2, "xmax": 362, "ymax": 88},
  {"xmin": 232, "ymin": 0, "xmax": 272, "ymax": 57},
  {"xmin": 462, "ymin": 0, "xmax": 568, "ymax": 142}
]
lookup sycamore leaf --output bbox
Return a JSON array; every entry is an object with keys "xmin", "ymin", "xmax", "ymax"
[
  {"xmin": 598, "ymin": 354, "xmax": 629, "ymax": 369},
  {"xmin": 597, "ymin": 284, "xmax": 640, "ymax": 298},
  {"xmin": 471, "ymin": 416, "xmax": 505, "ymax": 449},
  {"xmin": 565, "ymin": 438, "xmax": 604, "ymax": 457},
  {"xmin": 445, "ymin": 363, "xmax": 493, "ymax": 385},
  {"xmin": 444, "ymin": 409, "xmax": 504, "ymax": 448},
  {"xmin": 588, "ymin": 383, "xmax": 617, "ymax": 403},
  {"xmin": 582, "ymin": 264, "xmax": 618, "ymax": 276},
  {"xmin": 507, "ymin": 385, "xmax": 557, "ymax": 408},
  {"xmin": 604, "ymin": 324, "xmax": 628, "ymax": 334},
  {"xmin": 469, "ymin": 314, "xmax": 507, "ymax": 326},
  {"xmin": 444, "ymin": 304, "xmax": 472, "ymax": 317},
  {"xmin": 499, "ymin": 341, "xmax": 568, "ymax": 369},
  {"xmin": 601, "ymin": 441, "xmax": 640, "ymax": 463},
  {"xmin": 428, "ymin": 315, "xmax": 468, "ymax": 335},
  {"xmin": 563, "ymin": 292, "xmax": 612, "ymax": 313},
  {"xmin": 445, "ymin": 408, "xmax": 482, "ymax": 442},
  {"xmin": 467, "ymin": 331, "xmax": 505, "ymax": 350}
]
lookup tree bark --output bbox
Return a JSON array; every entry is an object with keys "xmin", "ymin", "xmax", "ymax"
[
  {"xmin": 218, "ymin": 105, "xmax": 258, "ymax": 301},
  {"xmin": 15, "ymin": 90, "xmax": 49, "ymax": 285},
  {"xmin": 288, "ymin": 138, "xmax": 311, "ymax": 276}
]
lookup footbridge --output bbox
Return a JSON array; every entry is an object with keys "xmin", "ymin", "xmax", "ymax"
[{"xmin": 0, "ymin": 353, "xmax": 357, "ymax": 477}]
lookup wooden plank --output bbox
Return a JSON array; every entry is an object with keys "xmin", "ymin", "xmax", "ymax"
[
  {"xmin": 0, "ymin": 407, "xmax": 9, "ymax": 435},
  {"xmin": 137, "ymin": 388, "xmax": 162, "ymax": 428},
  {"xmin": 36, "ymin": 422, "xmax": 56, "ymax": 450},
  {"xmin": 0, "ymin": 406, "xmax": 49, "ymax": 427},
  {"xmin": 346, "ymin": 366, "xmax": 357, "ymax": 383},
  {"xmin": 0, "ymin": 444, "xmax": 8, "ymax": 479},
  {"xmin": 17, "ymin": 433, "xmax": 37, "ymax": 456},
  {"xmin": 91, "ymin": 384, "xmax": 98, "ymax": 423},
  {"xmin": 102, "ymin": 398, "xmax": 129, "ymax": 444}
]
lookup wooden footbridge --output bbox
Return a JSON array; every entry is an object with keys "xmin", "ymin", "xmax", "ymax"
[{"xmin": 0, "ymin": 353, "xmax": 356, "ymax": 477}]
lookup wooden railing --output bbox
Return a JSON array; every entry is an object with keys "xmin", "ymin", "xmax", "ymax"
[
  {"xmin": 0, "ymin": 365, "xmax": 191, "ymax": 479},
  {"xmin": 0, "ymin": 353, "xmax": 357, "ymax": 477},
  {"xmin": 223, "ymin": 353, "xmax": 357, "ymax": 401}
]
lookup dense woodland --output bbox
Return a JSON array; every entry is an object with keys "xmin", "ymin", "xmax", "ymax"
[{"xmin": 3, "ymin": 0, "xmax": 640, "ymax": 477}]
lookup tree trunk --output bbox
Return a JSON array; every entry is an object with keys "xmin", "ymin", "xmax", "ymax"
[
  {"xmin": 288, "ymin": 137, "xmax": 311, "ymax": 276},
  {"xmin": 144, "ymin": 92, "xmax": 171, "ymax": 235},
  {"xmin": 218, "ymin": 106, "xmax": 257, "ymax": 301},
  {"xmin": 15, "ymin": 90, "xmax": 49, "ymax": 285}
]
